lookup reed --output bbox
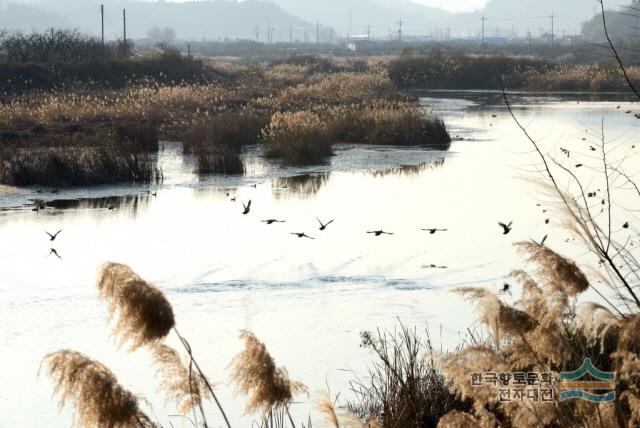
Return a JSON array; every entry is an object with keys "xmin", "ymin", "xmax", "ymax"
[
  {"xmin": 262, "ymin": 111, "xmax": 332, "ymax": 165},
  {"xmin": 439, "ymin": 242, "xmax": 640, "ymax": 427},
  {"xmin": 231, "ymin": 330, "xmax": 307, "ymax": 424},
  {"xmin": 348, "ymin": 324, "xmax": 468, "ymax": 427},
  {"xmin": 39, "ymin": 350, "xmax": 155, "ymax": 428}
]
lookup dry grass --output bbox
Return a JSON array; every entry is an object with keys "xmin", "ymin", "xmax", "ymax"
[
  {"xmin": 0, "ymin": 55, "xmax": 451, "ymax": 177},
  {"xmin": 151, "ymin": 344, "xmax": 211, "ymax": 417},
  {"xmin": 389, "ymin": 51, "xmax": 640, "ymax": 91},
  {"xmin": 39, "ymin": 350, "xmax": 155, "ymax": 428},
  {"xmin": 262, "ymin": 111, "xmax": 332, "ymax": 165},
  {"xmin": 0, "ymin": 122, "xmax": 159, "ymax": 186},
  {"xmin": 231, "ymin": 330, "xmax": 307, "ymax": 416},
  {"xmin": 96, "ymin": 262, "xmax": 175, "ymax": 350},
  {"xmin": 439, "ymin": 242, "xmax": 640, "ymax": 427},
  {"xmin": 348, "ymin": 324, "xmax": 468, "ymax": 427}
]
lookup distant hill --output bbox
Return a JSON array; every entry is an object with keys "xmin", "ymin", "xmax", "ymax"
[
  {"xmin": 0, "ymin": 0, "xmax": 311, "ymax": 41},
  {"xmin": 0, "ymin": 0, "xmax": 604, "ymax": 41}
]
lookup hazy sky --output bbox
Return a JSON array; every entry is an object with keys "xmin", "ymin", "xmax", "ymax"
[{"xmin": 410, "ymin": 0, "xmax": 488, "ymax": 12}]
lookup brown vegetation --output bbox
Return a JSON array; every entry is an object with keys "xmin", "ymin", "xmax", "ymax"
[{"xmin": 390, "ymin": 50, "xmax": 640, "ymax": 91}]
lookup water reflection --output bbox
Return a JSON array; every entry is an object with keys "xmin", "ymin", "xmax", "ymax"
[
  {"xmin": 271, "ymin": 173, "xmax": 331, "ymax": 199},
  {"xmin": 368, "ymin": 158, "xmax": 445, "ymax": 178},
  {"xmin": 36, "ymin": 194, "xmax": 152, "ymax": 215}
]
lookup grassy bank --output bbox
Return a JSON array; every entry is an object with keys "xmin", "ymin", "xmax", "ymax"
[
  {"xmin": 389, "ymin": 50, "xmax": 640, "ymax": 91},
  {"xmin": 0, "ymin": 54, "xmax": 450, "ymax": 185}
]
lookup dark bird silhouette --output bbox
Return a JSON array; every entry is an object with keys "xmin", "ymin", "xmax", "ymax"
[
  {"xmin": 242, "ymin": 200, "xmax": 252, "ymax": 215},
  {"xmin": 531, "ymin": 235, "xmax": 548, "ymax": 246},
  {"xmin": 498, "ymin": 221, "xmax": 513, "ymax": 235},
  {"xmin": 560, "ymin": 147, "xmax": 570, "ymax": 157},
  {"xmin": 251, "ymin": 183, "xmax": 257, "ymax": 188},
  {"xmin": 500, "ymin": 283, "xmax": 510, "ymax": 294},
  {"xmin": 590, "ymin": 146, "xmax": 596, "ymax": 151},
  {"xmin": 623, "ymin": 221, "xmax": 630, "ymax": 229},
  {"xmin": 422, "ymin": 264, "xmax": 447, "ymax": 269},
  {"xmin": 48, "ymin": 248, "xmax": 62, "ymax": 259},
  {"xmin": 291, "ymin": 232, "xmax": 314, "ymax": 240},
  {"xmin": 45, "ymin": 230, "xmax": 62, "ymax": 241},
  {"xmin": 230, "ymin": 197, "xmax": 236, "ymax": 202},
  {"xmin": 367, "ymin": 230, "xmax": 393, "ymax": 236},
  {"xmin": 262, "ymin": 219, "xmax": 285, "ymax": 225},
  {"xmin": 108, "ymin": 205, "xmax": 115, "ymax": 211},
  {"xmin": 421, "ymin": 228, "xmax": 448, "ymax": 234},
  {"xmin": 152, "ymin": 191, "xmax": 157, "ymax": 197},
  {"xmin": 317, "ymin": 217, "xmax": 334, "ymax": 231},
  {"xmin": 575, "ymin": 164, "xmax": 583, "ymax": 168}
]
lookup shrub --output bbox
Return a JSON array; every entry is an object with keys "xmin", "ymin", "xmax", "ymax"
[
  {"xmin": 348, "ymin": 324, "xmax": 469, "ymax": 427},
  {"xmin": 262, "ymin": 111, "xmax": 332, "ymax": 165}
]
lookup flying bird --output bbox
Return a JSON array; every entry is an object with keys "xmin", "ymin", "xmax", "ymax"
[
  {"xmin": 317, "ymin": 217, "xmax": 334, "ymax": 231},
  {"xmin": 560, "ymin": 147, "xmax": 570, "ymax": 157},
  {"xmin": 291, "ymin": 232, "xmax": 314, "ymax": 240},
  {"xmin": 48, "ymin": 248, "xmax": 62, "ymax": 259},
  {"xmin": 421, "ymin": 228, "xmax": 448, "ymax": 234},
  {"xmin": 623, "ymin": 221, "xmax": 630, "ymax": 229},
  {"xmin": 498, "ymin": 221, "xmax": 513, "ymax": 235},
  {"xmin": 500, "ymin": 283, "xmax": 511, "ymax": 294},
  {"xmin": 367, "ymin": 230, "xmax": 394, "ymax": 236},
  {"xmin": 262, "ymin": 219, "xmax": 285, "ymax": 225},
  {"xmin": 422, "ymin": 264, "xmax": 447, "ymax": 269},
  {"xmin": 242, "ymin": 200, "xmax": 252, "ymax": 215},
  {"xmin": 45, "ymin": 230, "xmax": 62, "ymax": 241}
]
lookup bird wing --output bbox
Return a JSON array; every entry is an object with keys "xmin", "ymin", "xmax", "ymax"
[
  {"xmin": 498, "ymin": 222, "xmax": 507, "ymax": 230},
  {"xmin": 247, "ymin": 200, "xmax": 252, "ymax": 209},
  {"xmin": 45, "ymin": 231, "xmax": 53, "ymax": 238},
  {"xmin": 54, "ymin": 230, "xmax": 62, "ymax": 238},
  {"xmin": 316, "ymin": 217, "xmax": 323, "ymax": 226},
  {"xmin": 326, "ymin": 220, "xmax": 334, "ymax": 226}
]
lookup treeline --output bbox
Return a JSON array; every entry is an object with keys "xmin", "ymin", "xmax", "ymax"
[{"xmin": 0, "ymin": 29, "xmax": 131, "ymax": 63}]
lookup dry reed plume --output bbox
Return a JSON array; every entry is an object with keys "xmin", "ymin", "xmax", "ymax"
[
  {"xmin": 439, "ymin": 242, "xmax": 640, "ymax": 427},
  {"xmin": 151, "ymin": 344, "xmax": 211, "ymax": 417},
  {"xmin": 97, "ymin": 262, "xmax": 175, "ymax": 350},
  {"xmin": 316, "ymin": 392, "xmax": 379, "ymax": 428},
  {"xmin": 40, "ymin": 350, "xmax": 156, "ymax": 428},
  {"xmin": 231, "ymin": 330, "xmax": 307, "ymax": 416}
]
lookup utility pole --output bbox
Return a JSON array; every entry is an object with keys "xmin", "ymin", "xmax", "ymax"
[
  {"xmin": 397, "ymin": 18, "xmax": 403, "ymax": 41},
  {"xmin": 367, "ymin": 25, "xmax": 370, "ymax": 41},
  {"xmin": 290, "ymin": 25, "xmax": 293, "ymax": 44},
  {"xmin": 316, "ymin": 20, "xmax": 319, "ymax": 49},
  {"xmin": 330, "ymin": 27, "xmax": 334, "ymax": 44},
  {"xmin": 122, "ymin": 8, "xmax": 127, "ymax": 55},
  {"xmin": 100, "ymin": 4, "xmax": 104, "ymax": 46},
  {"xmin": 550, "ymin": 12, "xmax": 555, "ymax": 48},
  {"xmin": 481, "ymin": 14, "xmax": 487, "ymax": 45},
  {"xmin": 255, "ymin": 25, "xmax": 259, "ymax": 43}
]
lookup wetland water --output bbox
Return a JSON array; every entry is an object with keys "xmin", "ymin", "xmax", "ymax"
[{"xmin": 0, "ymin": 91, "xmax": 638, "ymax": 426}]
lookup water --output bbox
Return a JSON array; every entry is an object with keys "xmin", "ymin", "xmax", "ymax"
[{"xmin": 0, "ymin": 92, "xmax": 638, "ymax": 427}]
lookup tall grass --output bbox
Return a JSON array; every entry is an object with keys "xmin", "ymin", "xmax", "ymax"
[
  {"xmin": 262, "ymin": 111, "xmax": 332, "ymax": 165},
  {"xmin": 389, "ymin": 50, "xmax": 640, "ymax": 91},
  {"xmin": 0, "ymin": 122, "xmax": 159, "ymax": 186},
  {"xmin": 348, "ymin": 325, "xmax": 468, "ymax": 427}
]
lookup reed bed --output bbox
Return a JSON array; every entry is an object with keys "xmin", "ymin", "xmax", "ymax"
[
  {"xmin": 436, "ymin": 242, "xmax": 640, "ymax": 427},
  {"xmin": 262, "ymin": 111, "xmax": 332, "ymax": 165},
  {"xmin": 389, "ymin": 51, "xmax": 640, "ymax": 91},
  {"xmin": 0, "ymin": 122, "xmax": 159, "ymax": 186},
  {"xmin": 0, "ymin": 55, "xmax": 451, "ymax": 180}
]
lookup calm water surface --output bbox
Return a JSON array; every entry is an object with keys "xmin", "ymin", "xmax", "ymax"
[{"xmin": 0, "ymin": 92, "xmax": 638, "ymax": 427}]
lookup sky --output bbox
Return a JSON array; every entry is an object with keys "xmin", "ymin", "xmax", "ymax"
[{"xmin": 412, "ymin": 0, "xmax": 488, "ymax": 13}]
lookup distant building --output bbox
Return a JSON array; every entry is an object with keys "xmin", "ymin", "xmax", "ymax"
[{"xmin": 346, "ymin": 35, "xmax": 374, "ymax": 51}]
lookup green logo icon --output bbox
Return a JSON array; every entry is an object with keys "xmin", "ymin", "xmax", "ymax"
[{"xmin": 559, "ymin": 358, "xmax": 615, "ymax": 402}]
